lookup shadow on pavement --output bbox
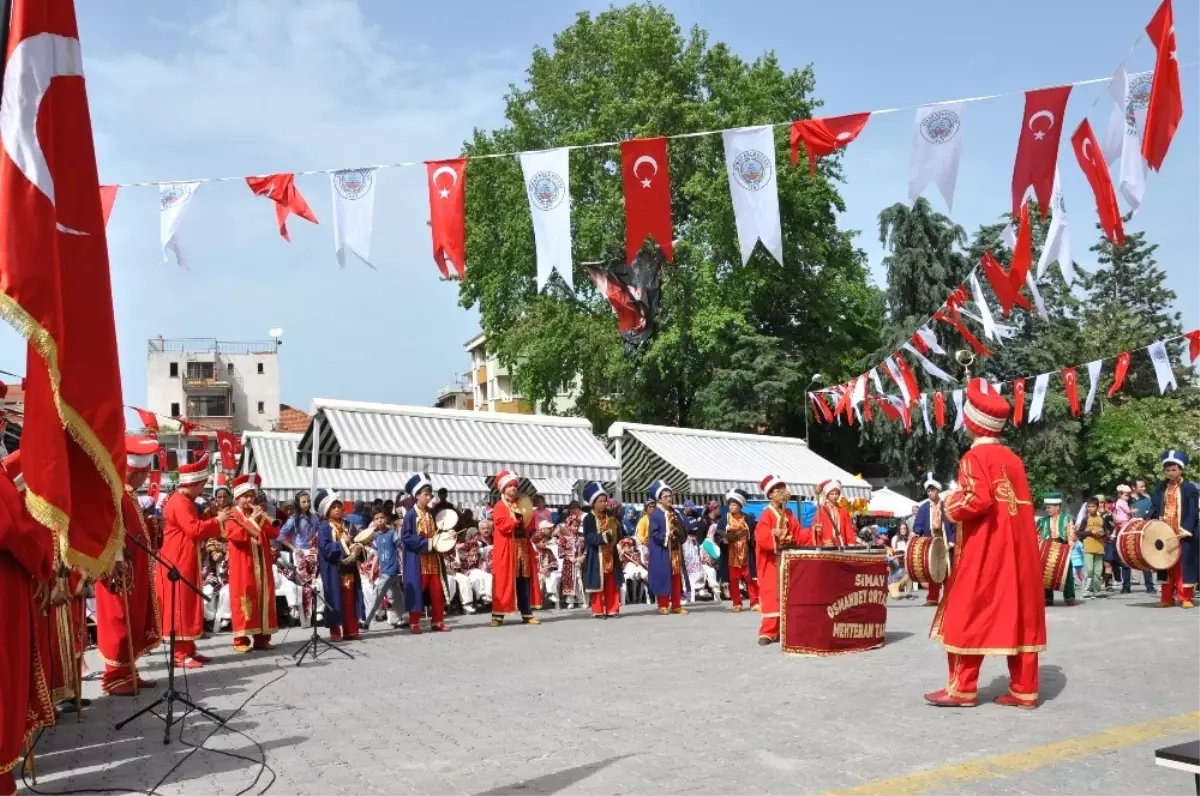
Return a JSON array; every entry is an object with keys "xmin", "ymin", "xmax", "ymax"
[
  {"xmin": 979, "ymin": 664, "xmax": 1067, "ymax": 704},
  {"xmin": 474, "ymin": 754, "xmax": 631, "ymax": 796}
]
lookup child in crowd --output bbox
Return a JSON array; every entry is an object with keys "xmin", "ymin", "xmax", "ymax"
[{"xmin": 1069, "ymin": 530, "xmax": 1085, "ymax": 594}]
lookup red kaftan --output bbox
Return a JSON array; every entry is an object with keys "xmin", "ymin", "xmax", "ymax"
[
  {"xmin": 810, "ymin": 501, "xmax": 858, "ymax": 546},
  {"xmin": 0, "ymin": 475, "xmax": 53, "ymax": 782},
  {"xmin": 95, "ymin": 493, "xmax": 162, "ymax": 692},
  {"xmin": 491, "ymin": 499, "xmax": 542, "ymax": 615},
  {"xmin": 754, "ymin": 506, "xmax": 800, "ymax": 638},
  {"xmin": 156, "ymin": 492, "xmax": 222, "ymax": 642},
  {"xmin": 224, "ymin": 510, "xmax": 280, "ymax": 639},
  {"xmin": 931, "ymin": 438, "xmax": 1046, "ymax": 655}
]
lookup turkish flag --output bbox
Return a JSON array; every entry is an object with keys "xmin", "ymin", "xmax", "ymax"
[
  {"xmin": 789, "ymin": 112, "xmax": 871, "ymax": 176},
  {"xmin": 808, "ymin": 394, "xmax": 825, "ymax": 424},
  {"xmin": 146, "ymin": 471, "xmax": 161, "ymax": 504},
  {"xmin": 1063, "ymin": 366, "xmax": 1080, "ymax": 416},
  {"xmin": 0, "ymin": 0, "xmax": 130, "ymax": 576},
  {"xmin": 933, "ymin": 391, "xmax": 946, "ymax": 429},
  {"xmin": 1107, "ymin": 351, "xmax": 1131, "ymax": 398},
  {"xmin": 1186, "ymin": 329, "xmax": 1200, "ymax": 363},
  {"xmin": 875, "ymin": 395, "xmax": 901, "ymax": 422},
  {"xmin": 156, "ymin": 448, "xmax": 167, "ymax": 472},
  {"xmin": 979, "ymin": 250, "xmax": 1031, "ymax": 317},
  {"xmin": 933, "ymin": 304, "xmax": 993, "ymax": 358},
  {"xmin": 1011, "ymin": 86, "xmax": 1072, "ymax": 217},
  {"xmin": 1071, "ymin": 120, "xmax": 1124, "ymax": 245},
  {"xmin": 177, "ymin": 418, "xmax": 197, "ymax": 438},
  {"xmin": 216, "ymin": 430, "xmax": 238, "ymax": 471},
  {"xmin": 100, "ymin": 185, "xmax": 117, "ymax": 226},
  {"xmin": 1012, "ymin": 378, "xmax": 1026, "ymax": 426},
  {"xmin": 620, "ymin": 137, "xmax": 673, "ymax": 264},
  {"xmin": 893, "ymin": 353, "xmax": 921, "ymax": 406},
  {"xmin": 1008, "ymin": 201, "xmax": 1033, "ymax": 300},
  {"xmin": 245, "ymin": 173, "xmax": 319, "ymax": 242},
  {"xmin": 1143, "ymin": 0, "xmax": 1182, "ymax": 172},
  {"xmin": 134, "ymin": 407, "xmax": 159, "ymax": 436},
  {"xmin": 426, "ymin": 158, "xmax": 467, "ymax": 279},
  {"xmin": 588, "ymin": 268, "xmax": 644, "ymax": 334}
]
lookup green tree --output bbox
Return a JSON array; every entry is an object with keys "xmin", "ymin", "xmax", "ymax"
[
  {"xmin": 1086, "ymin": 398, "xmax": 1200, "ymax": 487},
  {"xmin": 458, "ymin": 3, "xmax": 881, "ymax": 440}
]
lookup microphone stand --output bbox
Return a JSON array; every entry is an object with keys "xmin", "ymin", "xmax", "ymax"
[
  {"xmin": 276, "ymin": 543, "xmax": 353, "ymax": 667},
  {"xmin": 113, "ymin": 527, "xmax": 226, "ymax": 744}
]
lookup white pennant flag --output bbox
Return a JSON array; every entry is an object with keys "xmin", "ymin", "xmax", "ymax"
[
  {"xmin": 920, "ymin": 393, "xmax": 932, "ymax": 433},
  {"xmin": 1036, "ymin": 168, "xmax": 1074, "ymax": 284},
  {"xmin": 1147, "ymin": 340, "xmax": 1178, "ymax": 394},
  {"xmin": 1083, "ymin": 359, "xmax": 1103, "ymax": 413},
  {"xmin": 910, "ymin": 102, "xmax": 966, "ymax": 211},
  {"xmin": 723, "ymin": 126, "xmax": 783, "ymax": 265},
  {"xmin": 1025, "ymin": 272, "xmax": 1049, "ymax": 319},
  {"xmin": 902, "ymin": 342, "xmax": 954, "ymax": 383},
  {"xmin": 159, "ymin": 182, "xmax": 200, "ymax": 268},
  {"xmin": 1102, "ymin": 66, "xmax": 1149, "ymax": 211},
  {"xmin": 1028, "ymin": 373, "xmax": 1050, "ymax": 423},
  {"xmin": 869, "ymin": 367, "xmax": 885, "ymax": 396},
  {"xmin": 916, "ymin": 326, "xmax": 945, "ymax": 355},
  {"xmin": 330, "ymin": 168, "xmax": 377, "ymax": 268},
  {"xmin": 883, "ymin": 356, "xmax": 912, "ymax": 404},
  {"xmin": 520, "ymin": 149, "xmax": 574, "ymax": 290},
  {"xmin": 968, "ymin": 272, "xmax": 999, "ymax": 342},
  {"xmin": 952, "ymin": 389, "xmax": 965, "ymax": 431}
]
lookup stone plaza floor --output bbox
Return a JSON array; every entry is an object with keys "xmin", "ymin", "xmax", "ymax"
[{"xmin": 21, "ymin": 588, "xmax": 1200, "ymax": 795}]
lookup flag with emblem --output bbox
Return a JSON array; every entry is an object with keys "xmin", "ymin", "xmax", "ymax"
[
  {"xmin": 909, "ymin": 102, "xmax": 966, "ymax": 211},
  {"xmin": 1083, "ymin": 360, "xmax": 1103, "ymax": 413},
  {"xmin": 723, "ymin": 125, "xmax": 783, "ymax": 265},
  {"xmin": 1102, "ymin": 66, "xmax": 1149, "ymax": 211},
  {"xmin": 1028, "ymin": 373, "xmax": 1050, "ymax": 423},
  {"xmin": 426, "ymin": 158, "xmax": 467, "ymax": 279},
  {"xmin": 1143, "ymin": 0, "xmax": 1182, "ymax": 172},
  {"xmin": 1011, "ymin": 86, "xmax": 1072, "ymax": 217},
  {"xmin": 0, "ymin": 0, "xmax": 129, "ymax": 576},
  {"xmin": 520, "ymin": 148, "xmax": 574, "ymax": 291},
  {"xmin": 621, "ymin": 137, "xmax": 673, "ymax": 264},
  {"xmin": 1147, "ymin": 340, "xmax": 1177, "ymax": 393},
  {"xmin": 1035, "ymin": 168, "xmax": 1074, "ymax": 283},
  {"xmin": 330, "ymin": 168, "xmax": 377, "ymax": 268},
  {"xmin": 1071, "ymin": 120, "xmax": 1124, "ymax": 245},
  {"xmin": 159, "ymin": 181, "xmax": 200, "ymax": 267}
]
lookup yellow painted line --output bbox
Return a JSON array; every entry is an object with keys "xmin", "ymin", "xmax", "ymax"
[{"xmin": 826, "ymin": 711, "xmax": 1200, "ymax": 795}]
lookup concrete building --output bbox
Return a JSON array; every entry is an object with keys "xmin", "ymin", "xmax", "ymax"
[
  {"xmin": 463, "ymin": 332, "xmax": 580, "ymax": 415},
  {"xmin": 435, "ymin": 383, "xmax": 474, "ymax": 411},
  {"xmin": 146, "ymin": 337, "xmax": 281, "ymax": 461}
]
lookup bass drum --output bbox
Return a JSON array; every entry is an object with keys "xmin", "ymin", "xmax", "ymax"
[
  {"xmin": 905, "ymin": 535, "xmax": 948, "ymax": 585},
  {"xmin": 1116, "ymin": 518, "xmax": 1180, "ymax": 572},
  {"xmin": 1039, "ymin": 539, "xmax": 1071, "ymax": 592}
]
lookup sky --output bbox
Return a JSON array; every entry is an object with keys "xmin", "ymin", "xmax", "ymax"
[{"xmin": 4, "ymin": 0, "xmax": 1196, "ymax": 421}]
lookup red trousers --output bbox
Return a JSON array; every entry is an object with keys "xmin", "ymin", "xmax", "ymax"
[
  {"xmin": 926, "ymin": 582, "xmax": 941, "ymax": 603},
  {"xmin": 728, "ymin": 566, "xmax": 758, "ymax": 608},
  {"xmin": 174, "ymin": 639, "xmax": 196, "ymax": 660},
  {"xmin": 337, "ymin": 581, "xmax": 361, "ymax": 638},
  {"xmin": 1, "ymin": 769, "xmax": 15, "ymax": 796},
  {"xmin": 1162, "ymin": 560, "xmax": 1195, "ymax": 604},
  {"xmin": 590, "ymin": 573, "xmax": 621, "ymax": 616},
  {"xmin": 946, "ymin": 651, "xmax": 1039, "ymax": 704},
  {"xmin": 656, "ymin": 573, "xmax": 683, "ymax": 610},
  {"xmin": 409, "ymin": 573, "xmax": 445, "ymax": 627}
]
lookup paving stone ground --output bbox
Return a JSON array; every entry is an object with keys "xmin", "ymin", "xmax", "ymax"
[{"xmin": 20, "ymin": 589, "xmax": 1199, "ymax": 795}]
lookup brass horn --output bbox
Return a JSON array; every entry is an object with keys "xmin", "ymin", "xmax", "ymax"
[{"xmin": 954, "ymin": 348, "xmax": 976, "ymax": 378}]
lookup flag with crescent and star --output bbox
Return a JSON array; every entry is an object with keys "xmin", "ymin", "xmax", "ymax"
[
  {"xmin": 1142, "ymin": 0, "xmax": 1182, "ymax": 173},
  {"xmin": 1062, "ymin": 366, "xmax": 1080, "ymax": 417},
  {"xmin": 0, "ymin": 0, "xmax": 130, "ymax": 577},
  {"xmin": 619, "ymin": 137, "xmax": 673, "ymax": 264},
  {"xmin": 147, "ymin": 471, "xmax": 162, "ymax": 504},
  {"xmin": 245, "ymin": 173, "xmax": 319, "ymax": 243},
  {"xmin": 134, "ymin": 407, "xmax": 159, "ymax": 436},
  {"xmin": 216, "ymin": 430, "xmax": 238, "ymax": 471},
  {"xmin": 1071, "ymin": 119, "xmax": 1124, "ymax": 245},
  {"xmin": 425, "ymin": 158, "xmax": 467, "ymax": 279},
  {"xmin": 788, "ymin": 112, "xmax": 870, "ymax": 176},
  {"xmin": 1011, "ymin": 85, "xmax": 1071, "ymax": 218}
]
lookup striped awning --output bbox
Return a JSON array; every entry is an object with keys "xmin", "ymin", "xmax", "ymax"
[
  {"xmin": 239, "ymin": 432, "xmax": 491, "ymax": 505},
  {"xmin": 607, "ymin": 422, "xmax": 873, "ymax": 500},
  {"xmin": 296, "ymin": 399, "xmax": 619, "ymax": 480}
]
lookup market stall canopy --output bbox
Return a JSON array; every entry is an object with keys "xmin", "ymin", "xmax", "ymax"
[
  {"xmin": 607, "ymin": 421, "xmax": 872, "ymax": 500},
  {"xmin": 868, "ymin": 487, "xmax": 919, "ymax": 518},
  {"xmin": 296, "ymin": 399, "xmax": 619, "ymax": 481},
  {"xmin": 240, "ymin": 431, "xmax": 491, "ymax": 504}
]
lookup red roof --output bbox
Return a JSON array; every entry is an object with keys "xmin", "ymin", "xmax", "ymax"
[{"xmin": 276, "ymin": 404, "xmax": 310, "ymax": 434}]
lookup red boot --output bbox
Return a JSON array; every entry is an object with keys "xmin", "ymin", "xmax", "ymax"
[
  {"xmin": 993, "ymin": 694, "xmax": 1038, "ymax": 710},
  {"xmin": 923, "ymin": 688, "xmax": 976, "ymax": 707}
]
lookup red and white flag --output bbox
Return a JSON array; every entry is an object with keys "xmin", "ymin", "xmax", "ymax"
[
  {"xmin": 216, "ymin": 430, "xmax": 238, "ymax": 471},
  {"xmin": 620, "ymin": 137, "xmax": 673, "ymax": 264},
  {"xmin": 1108, "ymin": 351, "xmax": 1131, "ymax": 397},
  {"xmin": 1062, "ymin": 366, "xmax": 1080, "ymax": 416},
  {"xmin": 1011, "ymin": 86, "xmax": 1072, "ymax": 217},
  {"xmin": 134, "ymin": 407, "xmax": 159, "ymax": 436},
  {"xmin": 426, "ymin": 158, "xmax": 467, "ymax": 279},
  {"xmin": 246, "ymin": 173, "xmax": 318, "ymax": 242},
  {"xmin": 0, "ymin": 0, "xmax": 129, "ymax": 575},
  {"xmin": 146, "ymin": 471, "xmax": 162, "ymax": 504},
  {"xmin": 789, "ymin": 112, "xmax": 870, "ymax": 176},
  {"xmin": 1071, "ymin": 120, "xmax": 1124, "ymax": 245},
  {"xmin": 1143, "ymin": 0, "xmax": 1182, "ymax": 171},
  {"xmin": 587, "ymin": 268, "xmax": 644, "ymax": 335}
]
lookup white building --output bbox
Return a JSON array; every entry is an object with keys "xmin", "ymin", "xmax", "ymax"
[
  {"xmin": 464, "ymin": 331, "xmax": 576, "ymax": 415},
  {"xmin": 146, "ymin": 337, "xmax": 281, "ymax": 459}
]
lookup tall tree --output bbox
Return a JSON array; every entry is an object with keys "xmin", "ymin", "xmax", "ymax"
[{"xmin": 458, "ymin": 4, "xmax": 881, "ymax": 439}]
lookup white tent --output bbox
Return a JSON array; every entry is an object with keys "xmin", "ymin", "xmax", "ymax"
[{"xmin": 868, "ymin": 487, "xmax": 918, "ymax": 518}]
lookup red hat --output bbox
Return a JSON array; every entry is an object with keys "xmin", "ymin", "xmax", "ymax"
[
  {"xmin": 494, "ymin": 469, "xmax": 519, "ymax": 494},
  {"xmin": 963, "ymin": 379, "xmax": 1010, "ymax": 438},
  {"xmin": 231, "ymin": 472, "xmax": 261, "ymax": 499},
  {"xmin": 760, "ymin": 474, "xmax": 785, "ymax": 496},
  {"xmin": 3, "ymin": 450, "xmax": 22, "ymax": 492},
  {"xmin": 126, "ymin": 435, "xmax": 160, "ymax": 473},
  {"xmin": 177, "ymin": 452, "xmax": 211, "ymax": 486},
  {"xmin": 818, "ymin": 478, "xmax": 842, "ymax": 499}
]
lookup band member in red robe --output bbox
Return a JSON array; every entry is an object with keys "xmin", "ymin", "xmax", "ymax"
[
  {"xmin": 156, "ymin": 454, "xmax": 226, "ymax": 669},
  {"xmin": 489, "ymin": 469, "xmax": 542, "ymax": 626},
  {"xmin": 810, "ymin": 479, "xmax": 858, "ymax": 546},
  {"xmin": 224, "ymin": 474, "xmax": 279, "ymax": 652},
  {"xmin": 754, "ymin": 474, "xmax": 801, "ymax": 644},
  {"xmin": 721, "ymin": 489, "xmax": 759, "ymax": 612},
  {"xmin": 95, "ymin": 436, "xmax": 164, "ymax": 696},
  {"xmin": 926, "ymin": 381, "xmax": 1046, "ymax": 709},
  {"xmin": 0, "ymin": 454, "xmax": 54, "ymax": 796}
]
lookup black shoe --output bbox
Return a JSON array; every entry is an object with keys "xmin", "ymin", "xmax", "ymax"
[
  {"xmin": 1121, "ymin": 588, "xmax": 1131, "ymax": 594},
  {"xmin": 1146, "ymin": 588, "xmax": 1157, "ymax": 594}
]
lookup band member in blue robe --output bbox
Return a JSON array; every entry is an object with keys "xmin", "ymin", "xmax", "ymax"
[
  {"xmin": 1149, "ymin": 450, "xmax": 1198, "ymax": 608},
  {"xmin": 400, "ymin": 472, "xmax": 451, "ymax": 633},
  {"xmin": 314, "ymin": 490, "xmax": 366, "ymax": 641},
  {"xmin": 581, "ymin": 481, "xmax": 624, "ymax": 618},
  {"xmin": 647, "ymin": 480, "xmax": 690, "ymax": 615},
  {"xmin": 912, "ymin": 474, "xmax": 955, "ymax": 606}
]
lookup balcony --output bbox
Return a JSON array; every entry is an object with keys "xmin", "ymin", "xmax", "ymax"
[
  {"xmin": 475, "ymin": 365, "xmax": 488, "ymax": 386},
  {"xmin": 183, "ymin": 375, "xmax": 230, "ymax": 391},
  {"xmin": 492, "ymin": 399, "xmax": 532, "ymax": 414}
]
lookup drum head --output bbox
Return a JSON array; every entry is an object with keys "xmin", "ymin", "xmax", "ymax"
[
  {"xmin": 353, "ymin": 528, "xmax": 375, "ymax": 543},
  {"xmin": 1142, "ymin": 519, "xmax": 1181, "ymax": 571},
  {"xmin": 435, "ymin": 508, "xmax": 459, "ymax": 531},
  {"xmin": 433, "ymin": 531, "xmax": 457, "ymax": 553},
  {"xmin": 925, "ymin": 536, "xmax": 948, "ymax": 584}
]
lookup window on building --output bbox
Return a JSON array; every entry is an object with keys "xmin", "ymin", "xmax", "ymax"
[
  {"xmin": 227, "ymin": 362, "xmax": 234, "ymax": 375},
  {"xmin": 257, "ymin": 401, "xmax": 265, "ymax": 414},
  {"xmin": 256, "ymin": 362, "xmax": 264, "ymax": 375},
  {"xmin": 170, "ymin": 402, "xmax": 180, "ymax": 417},
  {"xmin": 186, "ymin": 395, "xmax": 230, "ymax": 417},
  {"xmin": 169, "ymin": 362, "xmax": 178, "ymax": 378}
]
